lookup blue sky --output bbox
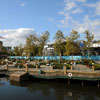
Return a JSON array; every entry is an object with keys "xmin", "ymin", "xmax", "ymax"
[{"xmin": 0, "ymin": 0, "xmax": 100, "ymax": 46}]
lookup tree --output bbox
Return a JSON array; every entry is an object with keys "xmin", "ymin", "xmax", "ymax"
[
  {"xmin": 13, "ymin": 45, "xmax": 23, "ymax": 56},
  {"xmin": 83, "ymin": 30, "xmax": 94, "ymax": 58},
  {"xmin": 65, "ymin": 30, "xmax": 80, "ymax": 56},
  {"xmin": 24, "ymin": 34, "xmax": 39, "ymax": 56},
  {"xmin": 54, "ymin": 30, "xmax": 65, "ymax": 56},
  {"xmin": 38, "ymin": 31, "xmax": 50, "ymax": 55}
]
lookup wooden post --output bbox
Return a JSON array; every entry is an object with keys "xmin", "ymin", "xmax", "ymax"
[
  {"xmin": 98, "ymin": 81, "xmax": 99, "ymax": 88},
  {"xmin": 64, "ymin": 66, "xmax": 66, "ymax": 75},
  {"xmin": 71, "ymin": 66, "xmax": 72, "ymax": 70},
  {"xmin": 6, "ymin": 63, "xmax": 9, "ymax": 70},
  {"xmin": 26, "ymin": 64, "xmax": 28, "ymax": 72},
  {"xmin": 92, "ymin": 66, "xmax": 94, "ymax": 71},
  {"xmin": 82, "ymin": 81, "xmax": 84, "ymax": 86},
  {"xmin": 68, "ymin": 79, "xmax": 70, "ymax": 85},
  {"xmin": 36, "ymin": 64, "xmax": 38, "ymax": 70}
]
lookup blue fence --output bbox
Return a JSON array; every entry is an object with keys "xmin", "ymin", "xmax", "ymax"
[{"xmin": 8, "ymin": 56, "xmax": 100, "ymax": 61}]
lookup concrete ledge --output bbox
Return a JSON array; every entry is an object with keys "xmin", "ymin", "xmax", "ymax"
[{"xmin": 10, "ymin": 72, "xmax": 29, "ymax": 82}]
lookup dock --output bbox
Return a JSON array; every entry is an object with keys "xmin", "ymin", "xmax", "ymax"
[
  {"xmin": 10, "ymin": 71, "xmax": 29, "ymax": 82},
  {"xmin": 0, "ymin": 63, "xmax": 100, "ymax": 87}
]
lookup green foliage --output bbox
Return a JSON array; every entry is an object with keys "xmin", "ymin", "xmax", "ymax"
[
  {"xmin": 76, "ymin": 61, "xmax": 81, "ymax": 64},
  {"xmin": 82, "ymin": 59, "xmax": 93, "ymax": 67},
  {"xmin": 24, "ymin": 34, "xmax": 39, "ymax": 56},
  {"xmin": 27, "ymin": 64, "xmax": 36, "ymax": 68},
  {"xmin": 83, "ymin": 30, "xmax": 94, "ymax": 57},
  {"xmin": 94, "ymin": 64, "xmax": 100, "ymax": 70},
  {"xmin": 65, "ymin": 30, "xmax": 80, "ymax": 56},
  {"xmin": 53, "ymin": 63, "xmax": 64, "ymax": 69},
  {"xmin": 38, "ymin": 31, "xmax": 50, "ymax": 56},
  {"xmin": 40, "ymin": 62, "xmax": 47, "ymax": 65},
  {"xmin": 14, "ymin": 45, "xmax": 23, "ymax": 56},
  {"xmin": 53, "ymin": 62, "xmax": 70, "ymax": 69},
  {"xmin": 15, "ymin": 63, "xmax": 24, "ymax": 68},
  {"xmin": 54, "ymin": 30, "xmax": 65, "ymax": 56}
]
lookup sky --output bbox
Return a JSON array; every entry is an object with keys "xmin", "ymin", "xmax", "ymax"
[{"xmin": 0, "ymin": 0, "xmax": 100, "ymax": 47}]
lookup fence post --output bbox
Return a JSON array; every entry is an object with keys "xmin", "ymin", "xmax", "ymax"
[
  {"xmin": 71, "ymin": 65, "xmax": 72, "ymax": 70},
  {"xmin": 36, "ymin": 64, "xmax": 38, "ymax": 70},
  {"xmin": 64, "ymin": 66, "xmax": 67, "ymax": 75},
  {"xmin": 92, "ymin": 66, "xmax": 94, "ymax": 71},
  {"xmin": 25, "ymin": 64, "xmax": 28, "ymax": 72},
  {"xmin": 6, "ymin": 63, "xmax": 9, "ymax": 70}
]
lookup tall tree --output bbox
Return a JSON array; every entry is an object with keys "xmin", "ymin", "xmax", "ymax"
[
  {"xmin": 83, "ymin": 30, "xmax": 94, "ymax": 58},
  {"xmin": 65, "ymin": 30, "xmax": 80, "ymax": 56},
  {"xmin": 38, "ymin": 31, "xmax": 50, "ymax": 55},
  {"xmin": 54, "ymin": 30, "xmax": 65, "ymax": 56},
  {"xmin": 14, "ymin": 45, "xmax": 23, "ymax": 56},
  {"xmin": 24, "ymin": 34, "xmax": 39, "ymax": 56}
]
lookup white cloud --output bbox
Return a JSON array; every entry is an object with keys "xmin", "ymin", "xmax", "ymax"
[
  {"xmin": 75, "ymin": 0, "xmax": 86, "ymax": 3},
  {"xmin": 64, "ymin": 1, "xmax": 76, "ymax": 11},
  {"xmin": 0, "ymin": 28, "xmax": 37, "ymax": 47},
  {"xmin": 57, "ymin": 0, "xmax": 100, "ymax": 40},
  {"xmin": 85, "ymin": 3, "xmax": 96, "ymax": 7},
  {"xmin": 20, "ymin": 3, "xmax": 26, "ymax": 7},
  {"xmin": 96, "ymin": 1, "xmax": 100, "ymax": 15},
  {"xmin": 71, "ymin": 8, "xmax": 83, "ymax": 14}
]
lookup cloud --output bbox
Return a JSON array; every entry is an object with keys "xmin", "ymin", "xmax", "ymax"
[
  {"xmin": 71, "ymin": 8, "xmax": 83, "ymax": 14},
  {"xmin": 96, "ymin": 1, "xmax": 100, "ymax": 15},
  {"xmin": 57, "ymin": 0, "xmax": 100, "ymax": 40},
  {"xmin": 0, "ymin": 28, "xmax": 37, "ymax": 47},
  {"xmin": 75, "ymin": 0, "xmax": 87, "ymax": 3},
  {"xmin": 64, "ymin": 1, "xmax": 76, "ymax": 11},
  {"xmin": 20, "ymin": 3, "xmax": 26, "ymax": 7},
  {"xmin": 85, "ymin": 3, "xmax": 96, "ymax": 7}
]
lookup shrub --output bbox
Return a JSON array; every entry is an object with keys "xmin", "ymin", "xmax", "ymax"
[
  {"xmin": 53, "ymin": 63, "xmax": 71, "ymax": 69},
  {"xmin": 27, "ymin": 64, "xmax": 36, "ymax": 68},
  {"xmin": 40, "ymin": 62, "xmax": 47, "ymax": 65},
  {"xmin": 94, "ymin": 64, "xmax": 100, "ymax": 70},
  {"xmin": 65, "ymin": 64, "xmax": 71, "ymax": 69},
  {"xmin": 15, "ymin": 63, "xmax": 24, "ymax": 68},
  {"xmin": 53, "ymin": 63, "xmax": 64, "ymax": 69},
  {"xmin": 82, "ymin": 59, "xmax": 93, "ymax": 67},
  {"xmin": 76, "ymin": 61, "xmax": 82, "ymax": 64}
]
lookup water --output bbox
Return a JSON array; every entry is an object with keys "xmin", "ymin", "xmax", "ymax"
[{"xmin": 0, "ymin": 77, "xmax": 100, "ymax": 100}]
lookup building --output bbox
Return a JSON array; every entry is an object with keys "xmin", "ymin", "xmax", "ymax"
[
  {"xmin": 5, "ymin": 46, "xmax": 12, "ymax": 51},
  {"xmin": 43, "ymin": 43, "xmax": 54, "ymax": 56},
  {"xmin": 91, "ymin": 42, "xmax": 100, "ymax": 55},
  {"xmin": 0, "ymin": 41, "xmax": 3, "ymax": 51}
]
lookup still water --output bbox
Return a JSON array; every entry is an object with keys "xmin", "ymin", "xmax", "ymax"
[{"xmin": 0, "ymin": 77, "xmax": 100, "ymax": 100}]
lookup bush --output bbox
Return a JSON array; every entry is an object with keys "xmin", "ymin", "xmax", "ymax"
[
  {"xmin": 94, "ymin": 64, "xmax": 100, "ymax": 70},
  {"xmin": 53, "ymin": 63, "xmax": 71, "ymax": 69},
  {"xmin": 76, "ymin": 61, "xmax": 82, "ymax": 64},
  {"xmin": 27, "ymin": 64, "xmax": 36, "ymax": 68},
  {"xmin": 65, "ymin": 64, "xmax": 71, "ymax": 69},
  {"xmin": 53, "ymin": 63, "xmax": 64, "ymax": 69},
  {"xmin": 40, "ymin": 62, "xmax": 47, "ymax": 65},
  {"xmin": 82, "ymin": 59, "xmax": 93, "ymax": 67},
  {"xmin": 15, "ymin": 63, "xmax": 24, "ymax": 68}
]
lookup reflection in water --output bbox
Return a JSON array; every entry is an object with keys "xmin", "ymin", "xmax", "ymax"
[{"xmin": 0, "ymin": 78, "xmax": 100, "ymax": 100}]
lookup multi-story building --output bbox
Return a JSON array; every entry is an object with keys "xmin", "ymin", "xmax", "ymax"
[
  {"xmin": 43, "ymin": 43, "xmax": 54, "ymax": 56},
  {"xmin": 91, "ymin": 42, "xmax": 100, "ymax": 55}
]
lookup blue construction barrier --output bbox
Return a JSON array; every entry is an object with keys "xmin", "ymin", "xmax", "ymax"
[{"xmin": 8, "ymin": 56, "xmax": 100, "ymax": 61}]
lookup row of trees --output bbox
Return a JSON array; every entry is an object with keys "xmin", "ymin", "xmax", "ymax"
[
  {"xmin": 9, "ymin": 29, "xmax": 94, "ymax": 57},
  {"xmin": 54, "ymin": 30, "xmax": 94, "ymax": 57}
]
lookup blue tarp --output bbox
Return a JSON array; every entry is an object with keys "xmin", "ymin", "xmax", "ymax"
[{"xmin": 8, "ymin": 56, "xmax": 100, "ymax": 60}]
